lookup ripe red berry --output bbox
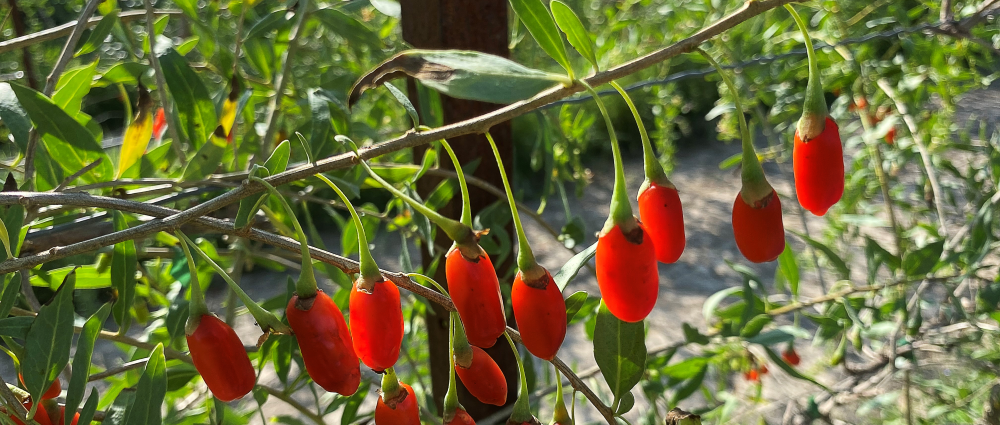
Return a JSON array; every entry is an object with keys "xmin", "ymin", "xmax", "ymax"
[
  {"xmin": 186, "ymin": 314, "xmax": 256, "ymax": 402},
  {"xmin": 511, "ymin": 269, "xmax": 566, "ymax": 361},
  {"xmin": 793, "ymin": 117, "xmax": 844, "ymax": 216},
  {"xmin": 349, "ymin": 278, "xmax": 404, "ymax": 372},
  {"xmin": 596, "ymin": 223, "xmax": 659, "ymax": 323},
  {"xmin": 782, "ymin": 348, "xmax": 801, "ymax": 366},
  {"xmin": 286, "ymin": 291, "xmax": 361, "ymax": 395},
  {"xmin": 455, "ymin": 346, "xmax": 507, "ymax": 406},
  {"xmin": 743, "ymin": 370, "xmax": 758, "ymax": 382},
  {"xmin": 446, "ymin": 408, "xmax": 477, "ymax": 425},
  {"xmin": 375, "ymin": 382, "xmax": 420, "ymax": 425},
  {"xmin": 152, "ymin": 108, "xmax": 166, "ymax": 140},
  {"xmin": 638, "ymin": 182, "xmax": 686, "ymax": 264},
  {"xmin": 7, "ymin": 402, "xmax": 53, "ymax": 425},
  {"xmin": 758, "ymin": 364, "xmax": 768, "ymax": 375},
  {"xmin": 732, "ymin": 190, "xmax": 785, "ymax": 263},
  {"xmin": 19, "ymin": 374, "xmax": 60, "ymax": 400},
  {"xmin": 885, "ymin": 127, "xmax": 896, "ymax": 145},
  {"xmin": 446, "ymin": 247, "xmax": 506, "ymax": 348},
  {"xmin": 57, "ymin": 407, "xmax": 80, "ymax": 425}
]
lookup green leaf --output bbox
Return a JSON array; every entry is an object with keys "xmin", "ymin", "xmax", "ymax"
[
  {"xmin": 182, "ymin": 136, "xmax": 226, "ymax": 181},
  {"xmin": 0, "ymin": 83, "xmax": 32, "ymax": 151},
  {"xmin": 65, "ymin": 305, "xmax": 110, "ymax": 425},
  {"xmin": 124, "ymin": 343, "xmax": 167, "ymax": 425},
  {"xmin": 508, "ymin": 0, "xmax": 573, "ymax": 76},
  {"xmin": 30, "ymin": 265, "xmax": 111, "ymax": 289},
  {"xmin": 703, "ymin": 286, "xmax": 741, "ymax": 322},
  {"xmin": 615, "ymin": 392, "xmax": 635, "ymax": 415},
  {"xmin": 594, "ymin": 300, "xmax": 646, "ymax": 401},
  {"xmin": 740, "ymin": 314, "xmax": 771, "ymax": 338},
  {"xmin": 746, "ymin": 329, "xmax": 795, "ymax": 346},
  {"xmin": 245, "ymin": 10, "xmax": 290, "ymax": 40},
  {"xmin": 340, "ymin": 382, "xmax": 369, "ymax": 424},
  {"xmin": 111, "ymin": 212, "xmax": 137, "ymax": 333},
  {"xmin": 313, "ymin": 8, "xmax": 384, "ymax": 51},
  {"xmin": 553, "ymin": 241, "xmax": 596, "ymax": 290},
  {"xmin": 564, "ymin": 291, "xmax": 589, "ymax": 323},
  {"xmin": 53, "ymin": 61, "xmax": 98, "ymax": 116},
  {"xmin": 75, "ymin": 12, "xmax": 118, "ymax": 57},
  {"xmin": 682, "ymin": 323, "xmax": 709, "ymax": 345},
  {"xmin": 0, "ymin": 316, "xmax": 33, "ymax": 338},
  {"xmin": 661, "ymin": 357, "xmax": 708, "ymax": 380},
  {"xmin": 158, "ymin": 48, "xmax": 217, "ymax": 148},
  {"xmin": 78, "ymin": 390, "xmax": 100, "ymax": 425},
  {"xmin": 105, "ymin": 388, "xmax": 136, "ymax": 425},
  {"xmin": 384, "ymin": 82, "xmax": 419, "ymax": 129},
  {"xmin": 762, "ymin": 346, "xmax": 830, "ymax": 392},
  {"xmin": 902, "ymin": 240, "xmax": 944, "ymax": 276},
  {"xmin": 0, "ymin": 216, "xmax": 12, "ymax": 259},
  {"xmin": 550, "ymin": 0, "xmax": 598, "ymax": 71},
  {"xmin": 349, "ymin": 50, "xmax": 565, "ymax": 107},
  {"xmin": 776, "ymin": 243, "xmax": 799, "ymax": 295},
  {"xmin": 235, "ymin": 140, "xmax": 290, "ymax": 228},
  {"xmin": 308, "ymin": 90, "xmax": 332, "ymax": 161},
  {"xmin": 22, "ymin": 269, "xmax": 76, "ymax": 408},
  {"xmin": 791, "ymin": 230, "xmax": 850, "ymax": 280},
  {"xmin": 0, "ymin": 273, "xmax": 20, "ymax": 318},
  {"xmin": 10, "ymin": 84, "xmax": 112, "ymax": 182}
]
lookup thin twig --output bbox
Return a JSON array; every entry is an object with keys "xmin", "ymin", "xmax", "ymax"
[
  {"xmin": 144, "ymin": 0, "xmax": 189, "ymax": 166},
  {"xmin": 53, "ymin": 158, "xmax": 103, "ymax": 192},
  {"xmin": 258, "ymin": 385, "xmax": 325, "ymax": 425},
  {"xmin": 0, "ymin": 10, "xmax": 183, "ymax": 54},
  {"xmin": 88, "ymin": 358, "xmax": 149, "ymax": 381}
]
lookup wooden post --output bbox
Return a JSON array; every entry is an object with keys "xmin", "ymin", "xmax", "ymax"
[{"xmin": 400, "ymin": 0, "xmax": 518, "ymax": 419}]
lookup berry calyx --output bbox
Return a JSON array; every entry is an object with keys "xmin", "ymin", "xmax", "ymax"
[{"xmin": 376, "ymin": 369, "xmax": 420, "ymax": 425}]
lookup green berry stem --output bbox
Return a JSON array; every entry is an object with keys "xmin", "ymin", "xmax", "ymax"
[
  {"xmin": 444, "ymin": 312, "xmax": 461, "ymax": 422},
  {"xmin": 785, "ymin": 4, "xmax": 828, "ymax": 140},
  {"xmin": 552, "ymin": 363, "xmax": 573, "ymax": 425},
  {"xmin": 408, "ymin": 273, "xmax": 474, "ymax": 366},
  {"xmin": 485, "ymin": 131, "xmax": 541, "ymax": 277},
  {"xmin": 608, "ymin": 81, "xmax": 670, "ymax": 188},
  {"xmin": 177, "ymin": 231, "xmax": 292, "ymax": 334},
  {"xmin": 436, "ymin": 137, "xmax": 473, "ymax": 228},
  {"xmin": 580, "ymin": 81, "xmax": 635, "ymax": 234},
  {"xmin": 249, "ymin": 176, "xmax": 318, "ymax": 298},
  {"xmin": 381, "ymin": 366, "xmax": 404, "ymax": 400},
  {"xmin": 357, "ymin": 155, "xmax": 476, "ymax": 247},
  {"xmin": 177, "ymin": 231, "xmax": 210, "ymax": 333},
  {"xmin": 315, "ymin": 173, "xmax": 382, "ymax": 288},
  {"xmin": 505, "ymin": 332, "xmax": 534, "ymax": 424},
  {"xmin": 696, "ymin": 48, "xmax": 772, "ymax": 203}
]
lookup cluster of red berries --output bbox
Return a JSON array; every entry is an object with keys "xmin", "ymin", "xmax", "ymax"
[
  {"xmin": 3, "ymin": 377, "xmax": 79, "ymax": 425},
  {"xmin": 742, "ymin": 348, "xmax": 801, "ymax": 383}
]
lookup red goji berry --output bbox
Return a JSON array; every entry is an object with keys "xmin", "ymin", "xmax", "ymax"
[
  {"xmin": 596, "ymin": 223, "xmax": 658, "ymax": 323},
  {"xmin": 732, "ymin": 190, "xmax": 785, "ymax": 263},
  {"xmin": 743, "ymin": 370, "xmax": 759, "ymax": 382},
  {"xmin": 782, "ymin": 348, "xmax": 801, "ymax": 366},
  {"xmin": 455, "ymin": 346, "xmax": 507, "ymax": 406},
  {"xmin": 186, "ymin": 314, "xmax": 256, "ymax": 402},
  {"xmin": 287, "ymin": 291, "xmax": 361, "ymax": 395},
  {"xmin": 57, "ymin": 407, "xmax": 79, "ymax": 425},
  {"xmin": 350, "ymin": 279, "xmax": 404, "ymax": 372},
  {"xmin": 19, "ymin": 374, "xmax": 60, "ymax": 400},
  {"xmin": 793, "ymin": 117, "xmax": 844, "ymax": 216},
  {"xmin": 758, "ymin": 364, "xmax": 768, "ymax": 375},
  {"xmin": 446, "ymin": 247, "xmax": 506, "ymax": 348},
  {"xmin": 8, "ymin": 402, "xmax": 53, "ymax": 425},
  {"xmin": 638, "ymin": 182, "xmax": 686, "ymax": 264},
  {"xmin": 152, "ymin": 108, "xmax": 166, "ymax": 140},
  {"xmin": 376, "ymin": 382, "xmax": 420, "ymax": 425},
  {"xmin": 885, "ymin": 127, "xmax": 896, "ymax": 145},
  {"xmin": 446, "ymin": 408, "xmax": 477, "ymax": 425},
  {"xmin": 511, "ymin": 269, "xmax": 566, "ymax": 361}
]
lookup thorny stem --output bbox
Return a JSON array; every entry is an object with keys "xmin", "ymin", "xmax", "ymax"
[
  {"xmin": 176, "ymin": 231, "xmax": 210, "ymax": 333},
  {"xmin": 580, "ymin": 81, "xmax": 635, "ymax": 234},
  {"xmin": 485, "ymin": 131, "xmax": 541, "ymax": 276},
  {"xmin": 697, "ymin": 47, "xmax": 771, "ymax": 203},
  {"xmin": 785, "ymin": 4, "xmax": 829, "ymax": 140},
  {"xmin": 609, "ymin": 81, "xmax": 670, "ymax": 188},
  {"xmin": 249, "ymin": 176, "xmax": 318, "ymax": 298},
  {"xmin": 315, "ymin": 174, "xmax": 382, "ymax": 285},
  {"xmin": 434, "ymin": 136, "xmax": 473, "ymax": 228},
  {"xmin": 177, "ymin": 232, "xmax": 292, "ymax": 335},
  {"xmin": 505, "ymin": 332, "xmax": 535, "ymax": 424}
]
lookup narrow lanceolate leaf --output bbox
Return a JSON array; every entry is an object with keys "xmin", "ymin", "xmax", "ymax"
[
  {"xmin": 157, "ymin": 48, "xmax": 217, "ymax": 148},
  {"xmin": 762, "ymin": 346, "xmax": 830, "ymax": 392},
  {"xmin": 564, "ymin": 291, "xmax": 589, "ymax": 323},
  {"xmin": 235, "ymin": 140, "xmax": 290, "ymax": 228},
  {"xmin": 111, "ymin": 212, "xmax": 138, "ymax": 333},
  {"xmin": 116, "ymin": 86, "xmax": 154, "ymax": 179},
  {"xmin": 551, "ymin": 0, "xmax": 598, "ymax": 72},
  {"xmin": 593, "ymin": 300, "xmax": 646, "ymax": 401},
  {"xmin": 52, "ymin": 61, "xmax": 98, "ymax": 117},
  {"xmin": 554, "ymin": 241, "xmax": 596, "ymax": 290},
  {"xmin": 10, "ymin": 83, "xmax": 113, "ymax": 182},
  {"xmin": 509, "ymin": 0, "xmax": 573, "ymax": 77},
  {"xmin": 22, "ymin": 269, "xmax": 77, "ymax": 412},
  {"xmin": 0, "ymin": 316, "xmax": 33, "ymax": 338},
  {"xmin": 75, "ymin": 11, "xmax": 119, "ymax": 57},
  {"xmin": 308, "ymin": 90, "xmax": 333, "ymax": 160},
  {"xmin": 181, "ymin": 127, "xmax": 227, "ymax": 181},
  {"xmin": 77, "ymin": 390, "xmax": 100, "ymax": 425},
  {"xmin": 0, "ymin": 274, "xmax": 21, "ymax": 318},
  {"xmin": 104, "ymin": 388, "xmax": 136, "ymax": 425},
  {"xmin": 0, "ymin": 83, "xmax": 32, "ymax": 151},
  {"xmin": 123, "ymin": 344, "xmax": 166, "ymax": 425},
  {"xmin": 776, "ymin": 243, "xmax": 799, "ymax": 296},
  {"xmin": 65, "ymin": 305, "xmax": 111, "ymax": 425},
  {"xmin": 0, "ymin": 216, "xmax": 13, "ymax": 258},
  {"xmin": 349, "ymin": 50, "xmax": 566, "ymax": 107},
  {"xmin": 383, "ymin": 82, "xmax": 419, "ymax": 129}
]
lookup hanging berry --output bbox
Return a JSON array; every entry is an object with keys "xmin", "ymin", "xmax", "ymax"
[
  {"xmin": 375, "ymin": 368, "xmax": 421, "ymax": 425},
  {"xmin": 442, "ymin": 310, "xmax": 478, "ymax": 425},
  {"xmin": 486, "ymin": 132, "xmax": 567, "ymax": 361},
  {"xmin": 787, "ymin": 4, "xmax": 844, "ymax": 217},
  {"xmin": 18, "ymin": 375, "xmax": 59, "ymax": 400},
  {"xmin": 455, "ymin": 344, "xmax": 509, "ymax": 406},
  {"xmin": 782, "ymin": 346, "xmax": 801, "ymax": 366},
  {"xmin": 177, "ymin": 235, "xmax": 256, "ymax": 402},
  {"xmin": 317, "ymin": 174, "xmax": 403, "ymax": 373},
  {"xmin": 582, "ymin": 82, "xmax": 659, "ymax": 323},
  {"xmin": 250, "ymin": 177, "xmax": 361, "ymax": 395},
  {"xmin": 9, "ymin": 401, "xmax": 52, "ymax": 425},
  {"xmin": 609, "ymin": 82, "xmax": 686, "ymax": 264},
  {"xmin": 699, "ymin": 48, "xmax": 786, "ymax": 263},
  {"xmin": 358, "ymin": 137, "xmax": 506, "ymax": 348}
]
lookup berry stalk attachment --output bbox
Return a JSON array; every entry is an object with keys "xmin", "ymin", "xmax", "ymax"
[
  {"xmin": 505, "ymin": 333, "xmax": 541, "ymax": 425},
  {"xmin": 485, "ymin": 131, "xmax": 566, "ymax": 360},
  {"xmin": 316, "ymin": 173, "xmax": 403, "ymax": 373},
  {"xmin": 581, "ymin": 81, "xmax": 659, "ymax": 323},
  {"xmin": 375, "ymin": 367, "xmax": 420, "ymax": 425},
  {"xmin": 697, "ymin": 48, "xmax": 785, "ymax": 263}
]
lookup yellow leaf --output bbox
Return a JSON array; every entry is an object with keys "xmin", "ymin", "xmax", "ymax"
[
  {"xmin": 220, "ymin": 77, "xmax": 240, "ymax": 136},
  {"xmin": 116, "ymin": 86, "xmax": 154, "ymax": 179}
]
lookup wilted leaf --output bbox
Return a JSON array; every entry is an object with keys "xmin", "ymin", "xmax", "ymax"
[{"xmin": 117, "ymin": 85, "xmax": 154, "ymax": 178}]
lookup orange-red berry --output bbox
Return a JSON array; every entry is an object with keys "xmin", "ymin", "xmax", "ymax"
[
  {"xmin": 511, "ymin": 269, "xmax": 566, "ymax": 360},
  {"xmin": 732, "ymin": 190, "xmax": 785, "ymax": 263},
  {"xmin": 375, "ymin": 383, "xmax": 420, "ymax": 425},
  {"xmin": 455, "ymin": 346, "xmax": 507, "ymax": 406},
  {"xmin": 286, "ymin": 291, "xmax": 361, "ymax": 395},
  {"xmin": 186, "ymin": 314, "xmax": 257, "ymax": 402},
  {"xmin": 446, "ymin": 247, "xmax": 506, "ymax": 348},
  {"xmin": 596, "ymin": 223, "xmax": 659, "ymax": 323},
  {"xmin": 350, "ymin": 279, "xmax": 404, "ymax": 372},
  {"xmin": 638, "ymin": 182, "xmax": 686, "ymax": 264},
  {"xmin": 793, "ymin": 117, "xmax": 844, "ymax": 216}
]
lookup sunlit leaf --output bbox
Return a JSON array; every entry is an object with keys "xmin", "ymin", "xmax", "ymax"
[
  {"xmin": 111, "ymin": 212, "xmax": 137, "ymax": 333},
  {"xmin": 22, "ymin": 269, "xmax": 76, "ymax": 412},
  {"xmin": 117, "ymin": 86, "xmax": 154, "ymax": 178},
  {"xmin": 509, "ymin": 0, "xmax": 573, "ymax": 76},
  {"xmin": 75, "ymin": 11, "xmax": 118, "ymax": 57},
  {"xmin": 594, "ymin": 300, "xmax": 646, "ymax": 402}
]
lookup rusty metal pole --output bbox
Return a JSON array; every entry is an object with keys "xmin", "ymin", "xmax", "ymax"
[{"xmin": 399, "ymin": 0, "xmax": 517, "ymax": 420}]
